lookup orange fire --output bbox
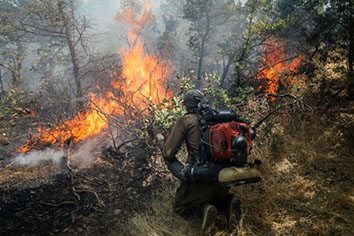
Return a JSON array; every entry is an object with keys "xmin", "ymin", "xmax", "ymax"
[
  {"xmin": 111, "ymin": 0, "xmax": 173, "ymax": 111},
  {"xmin": 255, "ymin": 36, "xmax": 303, "ymax": 99},
  {"xmin": 16, "ymin": 0, "xmax": 173, "ymax": 153},
  {"xmin": 16, "ymin": 93, "xmax": 117, "ymax": 153}
]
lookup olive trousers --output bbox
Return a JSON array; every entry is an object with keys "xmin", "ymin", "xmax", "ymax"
[{"xmin": 173, "ymin": 181, "xmax": 232, "ymax": 218}]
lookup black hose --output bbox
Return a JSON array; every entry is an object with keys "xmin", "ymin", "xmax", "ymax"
[
  {"xmin": 166, "ymin": 159, "xmax": 185, "ymax": 181},
  {"xmin": 167, "ymin": 159, "xmax": 220, "ymax": 182}
]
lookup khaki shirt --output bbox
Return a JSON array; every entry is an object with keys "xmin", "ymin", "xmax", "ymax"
[{"xmin": 163, "ymin": 113, "xmax": 200, "ymax": 163}]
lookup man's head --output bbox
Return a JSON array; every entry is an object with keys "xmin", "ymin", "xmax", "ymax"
[{"xmin": 183, "ymin": 89, "xmax": 204, "ymax": 109}]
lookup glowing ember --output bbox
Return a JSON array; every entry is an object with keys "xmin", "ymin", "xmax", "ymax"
[
  {"xmin": 255, "ymin": 36, "xmax": 303, "ymax": 100},
  {"xmin": 16, "ymin": 0, "xmax": 173, "ymax": 153}
]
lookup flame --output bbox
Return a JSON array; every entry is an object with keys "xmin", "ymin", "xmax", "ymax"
[
  {"xmin": 255, "ymin": 36, "xmax": 303, "ymax": 100},
  {"xmin": 16, "ymin": 0, "xmax": 173, "ymax": 153},
  {"xmin": 112, "ymin": 0, "xmax": 173, "ymax": 110},
  {"xmin": 114, "ymin": 0, "xmax": 152, "ymax": 42},
  {"xmin": 114, "ymin": 40, "xmax": 172, "ymax": 109},
  {"xmin": 16, "ymin": 93, "xmax": 119, "ymax": 153}
]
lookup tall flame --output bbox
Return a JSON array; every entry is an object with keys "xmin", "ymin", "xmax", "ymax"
[
  {"xmin": 255, "ymin": 36, "xmax": 303, "ymax": 99},
  {"xmin": 112, "ymin": 0, "xmax": 173, "ymax": 110},
  {"xmin": 16, "ymin": 0, "xmax": 173, "ymax": 153}
]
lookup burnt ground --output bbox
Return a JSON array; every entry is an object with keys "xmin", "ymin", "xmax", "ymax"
[
  {"xmin": 0, "ymin": 111, "xmax": 170, "ymax": 236},
  {"xmin": 0, "ymin": 150, "xmax": 169, "ymax": 236}
]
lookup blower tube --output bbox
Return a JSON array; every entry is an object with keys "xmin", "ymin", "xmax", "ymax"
[{"xmin": 167, "ymin": 158, "xmax": 220, "ymax": 182}]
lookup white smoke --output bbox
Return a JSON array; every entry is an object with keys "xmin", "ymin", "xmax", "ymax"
[
  {"xmin": 12, "ymin": 148, "xmax": 64, "ymax": 166},
  {"xmin": 68, "ymin": 138, "xmax": 98, "ymax": 168},
  {"xmin": 11, "ymin": 135, "xmax": 111, "ymax": 170}
]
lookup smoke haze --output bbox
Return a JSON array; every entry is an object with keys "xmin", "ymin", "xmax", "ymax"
[
  {"xmin": 12, "ymin": 148, "xmax": 65, "ymax": 166},
  {"xmin": 80, "ymin": 0, "xmax": 165, "ymax": 53},
  {"xmin": 11, "ymin": 136, "xmax": 109, "ymax": 168}
]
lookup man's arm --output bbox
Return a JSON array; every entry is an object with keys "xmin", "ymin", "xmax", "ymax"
[
  {"xmin": 163, "ymin": 116, "xmax": 187, "ymax": 162},
  {"xmin": 163, "ymin": 116, "xmax": 220, "ymax": 182}
]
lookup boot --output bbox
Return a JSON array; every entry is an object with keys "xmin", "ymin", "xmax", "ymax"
[
  {"xmin": 201, "ymin": 204, "xmax": 217, "ymax": 235},
  {"xmin": 228, "ymin": 197, "xmax": 241, "ymax": 230}
]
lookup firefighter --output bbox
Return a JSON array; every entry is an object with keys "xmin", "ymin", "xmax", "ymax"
[{"xmin": 163, "ymin": 89, "xmax": 241, "ymax": 235}]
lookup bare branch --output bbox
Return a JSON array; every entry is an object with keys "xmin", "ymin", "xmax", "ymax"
[
  {"xmin": 253, "ymin": 93, "xmax": 314, "ymax": 129},
  {"xmin": 265, "ymin": 93, "xmax": 314, "ymax": 110},
  {"xmin": 115, "ymin": 138, "xmax": 138, "ymax": 153},
  {"xmin": 40, "ymin": 201, "xmax": 76, "ymax": 207},
  {"xmin": 0, "ymin": 62, "xmax": 15, "ymax": 73}
]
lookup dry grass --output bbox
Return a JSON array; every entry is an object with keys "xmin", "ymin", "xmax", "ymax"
[
  {"xmin": 129, "ymin": 183, "xmax": 202, "ymax": 236},
  {"xmin": 129, "ymin": 111, "xmax": 354, "ymax": 236}
]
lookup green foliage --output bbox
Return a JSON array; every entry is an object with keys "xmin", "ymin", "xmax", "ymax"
[
  {"xmin": 303, "ymin": 46, "xmax": 350, "ymax": 110},
  {"xmin": 150, "ymin": 96, "xmax": 186, "ymax": 133},
  {"xmin": 276, "ymin": 0, "xmax": 353, "ymax": 65},
  {"xmin": 203, "ymin": 73, "xmax": 233, "ymax": 108},
  {"xmin": 149, "ymin": 77, "xmax": 194, "ymax": 133},
  {"xmin": 251, "ymin": 17, "xmax": 287, "ymax": 33},
  {"xmin": 0, "ymin": 90, "xmax": 31, "ymax": 120},
  {"xmin": 202, "ymin": 73, "xmax": 267, "ymax": 124},
  {"xmin": 248, "ymin": 0, "xmax": 287, "ymax": 34},
  {"xmin": 203, "ymin": 74, "xmax": 255, "ymax": 107},
  {"xmin": 149, "ymin": 74, "xmax": 268, "ymax": 134},
  {"xmin": 223, "ymin": 0, "xmax": 286, "ymax": 88}
]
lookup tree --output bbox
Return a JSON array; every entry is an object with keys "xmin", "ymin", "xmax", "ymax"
[
  {"xmin": 274, "ymin": 0, "xmax": 354, "ymax": 104},
  {"xmin": 0, "ymin": 0, "xmax": 29, "ymax": 91},
  {"xmin": 222, "ymin": 0, "xmax": 286, "ymax": 89},
  {"xmin": 6, "ymin": 0, "xmax": 106, "ymax": 112},
  {"xmin": 182, "ymin": 0, "xmax": 236, "ymax": 78},
  {"xmin": 327, "ymin": 0, "xmax": 354, "ymax": 80},
  {"xmin": 277, "ymin": 0, "xmax": 353, "ymax": 78}
]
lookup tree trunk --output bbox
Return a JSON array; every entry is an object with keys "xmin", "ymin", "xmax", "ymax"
[
  {"xmin": 221, "ymin": 54, "xmax": 235, "ymax": 88},
  {"xmin": 234, "ymin": 66, "xmax": 241, "ymax": 88},
  {"xmin": 11, "ymin": 40, "xmax": 25, "ymax": 91},
  {"xmin": 13, "ymin": 65, "xmax": 24, "ymax": 91},
  {"xmin": 0, "ymin": 70, "xmax": 3, "ymax": 93},
  {"xmin": 348, "ymin": 0, "xmax": 354, "ymax": 82},
  {"xmin": 57, "ymin": 0, "xmax": 83, "ymax": 111},
  {"xmin": 197, "ymin": 40, "xmax": 205, "ymax": 78},
  {"xmin": 197, "ymin": 0, "xmax": 212, "ymax": 79}
]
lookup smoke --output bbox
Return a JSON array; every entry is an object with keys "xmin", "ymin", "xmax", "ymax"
[
  {"xmin": 68, "ymin": 138, "xmax": 98, "ymax": 168},
  {"xmin": 80, "ymin": 0, "xmax": 165, "ymax": 53},
  {"xmin": 12, "ymin": 148, "xmax": 64, "ymax": 166},
  {"xmin": 10, "ymin": 0, "xmax": 171, "ymax": 168},
  {"xmin": 11, "ymin": 136, "xmax": 107, "ymax": 169}
]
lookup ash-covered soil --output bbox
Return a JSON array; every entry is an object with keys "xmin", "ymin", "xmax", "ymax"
[
  {"xmin": 0, "ymin": 111, "xmax": 169, "ymax": 236},
  {"xmin": 0, "ymin": 148, "xmax": 167, "ymax": 236}
]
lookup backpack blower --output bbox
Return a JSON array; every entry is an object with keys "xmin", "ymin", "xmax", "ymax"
[{"xmin": 198, "ymin": 108, "xmax": 262, "ymax": 187}]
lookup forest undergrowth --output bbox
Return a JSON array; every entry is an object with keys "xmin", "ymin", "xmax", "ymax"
[
  {"xmin": 128, "ymin": 93, "xmax": 354, "ymax": 236},
  {"xmin": 1, "ymin": 1, "xmax": 354, "ymax": 235}
]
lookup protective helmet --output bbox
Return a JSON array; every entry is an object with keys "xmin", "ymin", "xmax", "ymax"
[{"xmin": 183, "ymin": 89, "xmax": 204, "ymax": 108}]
